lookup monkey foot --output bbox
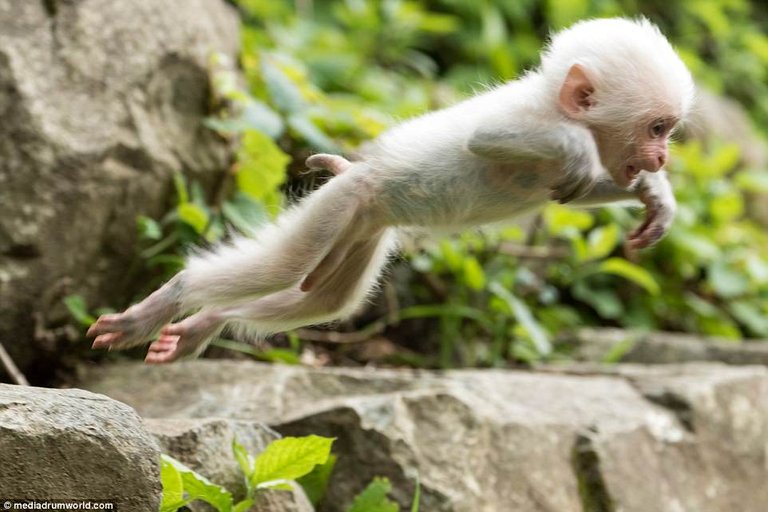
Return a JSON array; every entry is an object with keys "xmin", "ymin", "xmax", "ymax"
[
  {"xmin": 88, "ymin": 280, "xmax": 181, "ymax": 351},
  {"xmin": 144, "ymin": 313, "xmax": 221, "ymax": 364}
]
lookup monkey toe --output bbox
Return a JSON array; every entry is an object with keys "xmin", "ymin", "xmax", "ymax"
[
  {"xmin": 161, "ymin": 323, "xmax": 184, "ymax": 336},
  {"xmin": 87, "ymin": 314, "xmax": 125, "ymax": 337},
  {"xmin": 91, "ymin": 332, "xmax": 123, "ymax": 349},
  {"xmin": 145, "ymin": 339, "xmax": 181, "ymax": 364}
]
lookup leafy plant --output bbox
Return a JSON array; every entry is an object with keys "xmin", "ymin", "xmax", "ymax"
[
  {"xmin": 159, "ymin": 434, "xmax": 421, "ymax": 511},
  {"xmin": 160, "ymin": 435, "xmax": 334, "ymax": 512}
]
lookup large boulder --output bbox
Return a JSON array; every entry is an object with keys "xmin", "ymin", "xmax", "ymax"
[
  {"xmin": 80, "ymin": 361, "xmax": 768, "ymax": 512},
  {"xmin": 0, "ymin": 0, "xmax": 239, "ymax": 371},
  {"xmin": 0, "ymin": 384, "xmax": 161, "ymax": 510}
]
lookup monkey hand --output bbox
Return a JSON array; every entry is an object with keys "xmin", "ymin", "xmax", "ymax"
[{"xmin": 627, "ymin": 171, "xmax": 676, "ymax": 249}]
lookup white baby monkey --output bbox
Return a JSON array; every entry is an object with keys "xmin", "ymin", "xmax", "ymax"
[{"xmin": 89, "ymin": 17, "xmax": 694, "ymax": 363}]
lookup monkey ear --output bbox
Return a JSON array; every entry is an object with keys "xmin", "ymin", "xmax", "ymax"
[{"xmin": 559, "ymin": 64, "xmax": 596, "ymax": 119}]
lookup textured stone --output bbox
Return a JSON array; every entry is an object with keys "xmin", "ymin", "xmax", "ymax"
[
  {"xmin": 0, "ymin": 0, "xmax": 239, "ymax": 371},
  {"xmin": 0, "ymin": 384, "xmax": 161, "ymax": 510},
  {"xmin": 566, "ymin": 327, "xmax": 768, "ymax": 365},
  {"xmin": 81, "ymin": 361, "xmax": 768, "ymax": 511}
]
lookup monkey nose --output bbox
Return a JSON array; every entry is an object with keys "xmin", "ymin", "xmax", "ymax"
[{"xmin": 642, "ymin": 155, "xmax": 665, "ymax": 173}]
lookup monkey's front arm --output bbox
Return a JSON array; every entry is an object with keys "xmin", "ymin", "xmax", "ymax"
[
  {"xmin": 467, "ymin": 119, "xmax": 602, "ymax": 203},
  {"xmin": 572, "ymin": 171, "xmax": 677, "ymax": 249},
  {"xmin": 466, "ymin": 118, "xmax": 675, "ymax": 249}
]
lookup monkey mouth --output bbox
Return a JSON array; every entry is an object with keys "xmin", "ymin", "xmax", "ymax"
[{"xmin": 624, "ymin": 165, "xmax": 639, "ymax": 184}]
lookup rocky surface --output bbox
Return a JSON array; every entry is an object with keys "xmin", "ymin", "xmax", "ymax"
[
  {"xmin": 565, "ymin": 327, "xmax": 768, "ymax": 366},
  {"xmin": 81, "ymin": 360, "xmax": 768, "ymax": 512},
  {"xmin": 0, "ymin": 384, "xmax": 161, "ymax": 510},
  {"xmin": 0, "ymin": 0, "xmax": 239, "ymax": 371}
]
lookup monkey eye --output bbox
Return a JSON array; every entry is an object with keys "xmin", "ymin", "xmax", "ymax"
[{"xmin": 649, "ymin": 119, "xmax": 666, "ymax": 138}]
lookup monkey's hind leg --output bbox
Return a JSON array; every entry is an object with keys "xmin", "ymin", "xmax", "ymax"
[
  {"xmin": 90, "ymin": 171, "xmax": 371, "ymax": 352},
  {"xmin": 89, "ymin": 273, "xmax": 184, "ymax": 350},
  {"xmin": 180, "ymin": 171, "xmax": 370, "ymax": 310},
  {"xmin": 144, "ymin": 230, "xmax": 397, "ymax": 364}
]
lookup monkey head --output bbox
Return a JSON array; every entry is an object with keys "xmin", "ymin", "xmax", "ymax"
[{"xmin": 542, "ymin": 17, "xmax": 695, "ymax": 188}]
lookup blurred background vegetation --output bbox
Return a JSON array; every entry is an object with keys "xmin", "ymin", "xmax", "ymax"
[{"xmin": 70, "ymin": 0, "xmax": 768, "ymax": 369}]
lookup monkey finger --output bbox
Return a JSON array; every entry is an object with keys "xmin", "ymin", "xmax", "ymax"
[
  {"xmin": 628, "ymin": 222, "xmax": 665, "ymax": 249},
  {"xmin": 628, "ymin": 217, "xmax": 653, "ymax": 240}
]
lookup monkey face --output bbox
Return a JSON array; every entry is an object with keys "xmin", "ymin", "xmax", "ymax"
[{"xmin": 592, "ymin": 116, "xmax": 677, "ymax": 188}]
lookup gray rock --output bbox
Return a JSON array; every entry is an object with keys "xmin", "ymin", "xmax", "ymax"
[
  {"xmin": 80, "ymin": 361, "xmax": 768, "ymax": 511},
  {"xmin": 566, "ymin": 327, "xmax": 768, "ymax": 365},
  {"xmin": 0, "ymin": 384, "xmax": 161, "ymax": 511},
  {"xmin": 0, "ymin": 0, "xmax": 239, "ymax": 369}
]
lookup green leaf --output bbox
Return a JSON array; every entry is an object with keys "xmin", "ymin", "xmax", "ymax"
[
  {"xmin": 728, "ymin": 300, "xmax": 768, "ymax": 336},
  {"xmin": 172, "ymin": 173, "xmax": 189, "ymax": 204},
  {"xmin": 489, "ymin": 282, "xmax": 551, "ymax": 356},
  {"xmin": 546, "ymin": 0, "xmax": 589, "ymax": 28},
  {"xmin": 250, "ymin": 436, "xmax": 335, "ymax": 488},
  {"xmin": 177, "ymin": 203, "xmax": 209, "ymax": 235},
  {"xmin": 233, "ymin": 500, "xmax": 255, "ymax": 512},
  {"xmin": 297, "ymin": 454, "xmax": 336, "ymax": 506},
  {"xmin": 585, "ymin": 224, "xmax": 619, "ymax": 261},
  {"xmin": 411, "ymin": 478, "xmax": 421, "ymax": 512},
  {"xmin": 222, "ymin": 193, "xmax": 269, "ymax": 236},
  {"xmin": 161, "ymin": 454, "xmax": 233, "ymax": 512},
  {"xmin": 598, "ymin": 258, "xmax": 660, "ymax": 296},
  {"xmin": 544, "ymin": 204, "xmax": 594, "ymax": 237},
  {"xmin": 256, "ymin": 480, "xmax": 294, "ymax": 491},
  {"xmin": 708, "ymin": 260, "xmax": 749, "ymax": 298},
  {"xmin": 160, "ymin": 456, "xmax": 190, "ymax": 512},
  {"xmin": 257, "ymin": 349, "xmax": 301, "ymax": 365},
  {"xmin": 204, "ymin": 100, "xmax": 285, "ymax": 139},
  {"xmin": 571, "ymin": 282, "xmax": 624, "ymax": 320},
  {"xmin": 288, "ymin": 114, "xmax": 340, "ymax": 153},
  {"xmin": 137, "ymin": 215, "xmax": 162, "ymax": 241},
  {"xmin": 462, "ymin": 256, "xmax": 486, "ymax": 291},
  {"xmin": 262, "ymin": 57, "xmax": 305, "ymax": 114},
  {"xmin": 232, "ymin": 437, "xmax": 256, "ymax": 483},
  {"xmin": 242, "ymin": 100, "xmax": 285, "ymax": 138},
  {"xmin": 398, "ymin": 304, "xmax": 494, "ymax": 332},
  {"xmin": 236, "ymin": 130, "xmax": 290, "ymax": 211},
  {"xmin": 600, "ymin": 336, "xmax": 639, "ymax": 364},
  {"xmin": 735, "ymin": 169, "xmax": 768, "ymax": 193},
  {"xmin": 63, "ymin": 295, "xmax": 95, "ymax": 326},
  {"xmin": 210, "ymin": 339, "xmax": 301, "ymax": 365},
  {"xmin": 347, "ymin": 477, "xmax": 399, "ymax": 512}
]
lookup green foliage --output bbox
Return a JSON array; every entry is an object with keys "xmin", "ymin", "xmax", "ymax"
[
  {"xmin": 160, "ymin": 435, "xmax": 420, "ymax": 511},
  {"xmin": 69, "ymin": 0, "xmax": 768, "ymax": 366},
  {"xmin": 297, "ymin": 454, "xmax": 337, "ymax": 505},
  {"xmin": 250, "ymin": 435, "xmax": 335, "ymax": 489},
  {"xmin": 160, "ymin": 435, "xmax": 335, "ymax": 512},
  {"xmin": 160, "ymin": 455, "xmax": 233, "ymax": 512},
  {"xmin": 347, "ymin": 477, "xmax": 399, "ymax": 512}
]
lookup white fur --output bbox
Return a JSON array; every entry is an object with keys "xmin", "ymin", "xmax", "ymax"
[{"xmin": 89, "ymin": 18, "xmax": 695, "ymax": 363}]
